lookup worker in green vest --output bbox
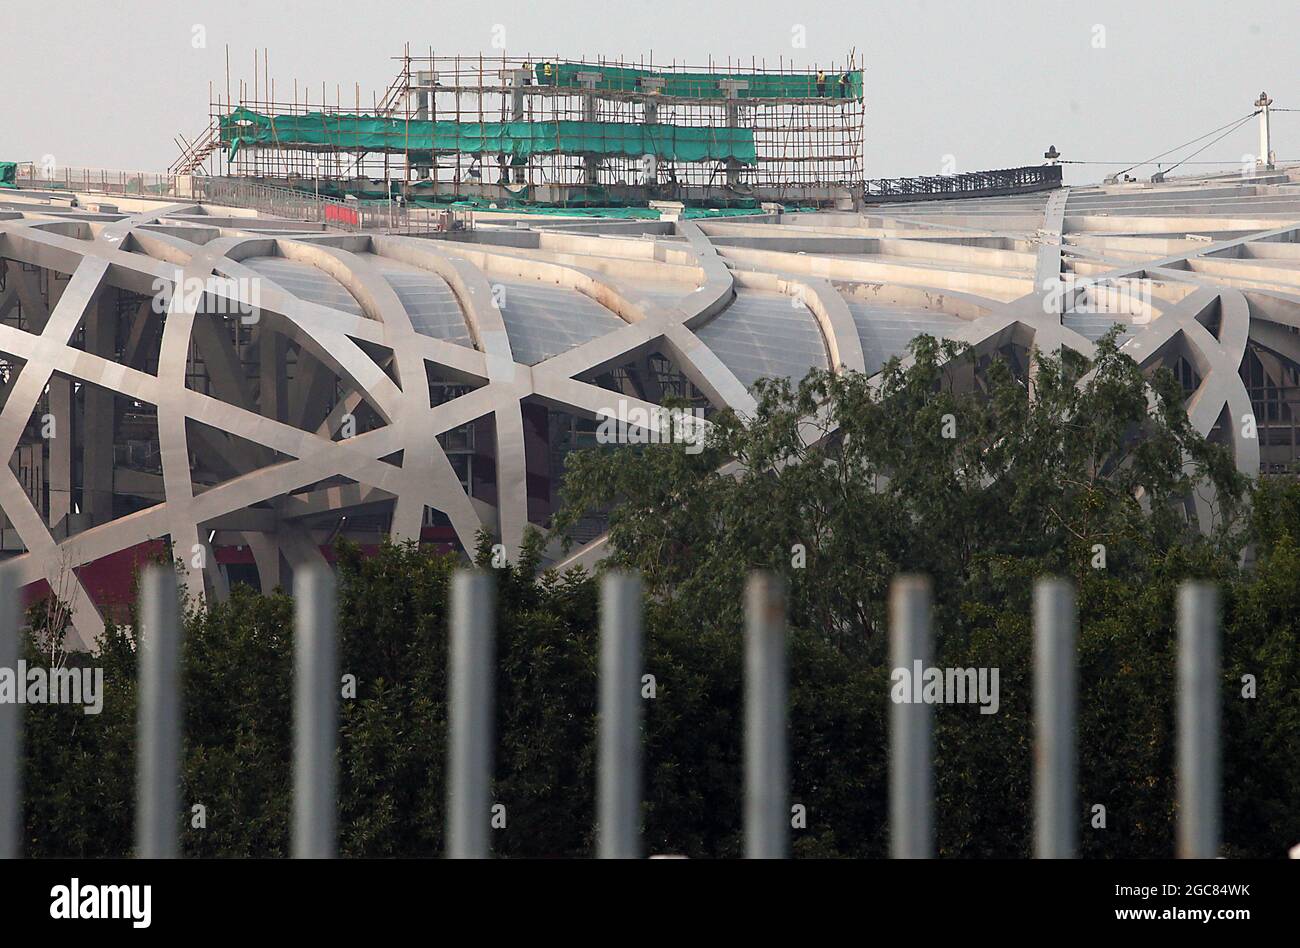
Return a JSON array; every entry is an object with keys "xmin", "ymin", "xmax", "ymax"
[
  {"xmin": 541, "ymin": 61, "xmax": 554, "ymax": 85},
  {"xmin": 837, "ymin": 72, "xmax": 850, "ymax": 97}
]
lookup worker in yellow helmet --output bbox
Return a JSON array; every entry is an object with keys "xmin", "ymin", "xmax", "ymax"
[
  {"xmin": 816, "ymin": 70, "xmax": 826, "ymax": 97},
  {"xmin": 542, "ymin": 61, "xmax": 554, "ymax": 85}
]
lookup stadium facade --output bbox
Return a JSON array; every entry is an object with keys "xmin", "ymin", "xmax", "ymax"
[{"xmin": 2, "ymin": 167, "xmax": 1300, "ymax": 646}]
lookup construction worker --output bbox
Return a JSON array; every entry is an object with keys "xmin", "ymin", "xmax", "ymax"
[
  {"xmin": 816, "ymin": 70, "xmax": 826, "ymax": 97},
  {"xmin": 541, "ymin": 61, "xmax": 554, "ymax": 85},
  {"xmin": 837, "ymin": 72, "xmax": 850, "ymax": 98}
]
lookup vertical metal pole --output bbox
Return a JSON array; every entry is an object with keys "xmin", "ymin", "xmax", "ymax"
[
  {"xmin": 293, "ymin": 564, "xmax": 337, "ymax": 858},
  {"xmin": 447, "ymin": 570, "xmax": 495, "ymax": 859},
  {"xmin": 136, "ymin": 565, "xmax": 181, "ymax": 859},
  {"xmin": 1034, "ymin": 578, "xmax": 1077, "ymax": 859},
  {"xmin": 745, "ymin": 572, "xmax": 788, "ymax": 859},
  {"xmin": 890, "ymin": 575, "xmax": 933, "ymax": 859},
  {"xmin": 0, "ymin": 567, "xmax": 19, "ymax": 859},
  {"xmin": 1178, "ymin": 582, "xmax": 1220, "ymax": 859},
  {"xmin": 599, "ymin": 571, "xmax": 643, "ymax": 859},
  {"xmin": 1256, "ymin": 93, "xmax": 1274, "ymax": 170}
]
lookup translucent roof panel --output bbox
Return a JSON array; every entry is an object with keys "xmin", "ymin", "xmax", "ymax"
[
  {"xmin": 844, "ymin": 300, "xmax": 969, "ymax": 375},
  {"xmin": 611, "ymin": 278, "xmax": 699, "ymax": 313},
  {"xmin": 493, "ymin": 279, "xmax": 625, "ymax": 365},
  {"xmin": 694, "ymin": 289, "xmax": 828, "ymax": 389},
  {"xmin": 242, "ymin": 256, "xmax": 365, "ymax": 317},
  {"xmin": 359, "ymin": 252, "xmax": 474, "ymax": 346}
]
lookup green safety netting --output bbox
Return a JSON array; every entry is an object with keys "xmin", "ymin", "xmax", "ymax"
[
  {"xmin": 220, "ymin": 108, "xmax": 756, "ymax": 164},
  {"xmin": 531, "ymin": 63, "xmax": 864, "ymax": 99},
  {"xmin": 0, "ymin": 162, "xmax": 16, "ymax": 189}
]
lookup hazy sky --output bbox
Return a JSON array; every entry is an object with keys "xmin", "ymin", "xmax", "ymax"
[{"xmin": 4, "ymin": 0, "xmax": 1297, "ymax": 185}]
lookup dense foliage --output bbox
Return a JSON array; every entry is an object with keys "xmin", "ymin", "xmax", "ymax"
[{"xmin": 18, "ymin": 336, "xmax": 1300, "ymax": 857}]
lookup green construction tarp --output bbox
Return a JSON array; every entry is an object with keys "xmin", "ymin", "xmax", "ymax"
[
  {"xmin": 532, "ymin": 63, "xmax": 864, "ymax": 99},
  {"xmin": 0, "ymin": 162, "xmax": 16, "ymax": 189},
  {"xmin": 220, "ymin": 108, "xmax": 756, "ymax": 164}
]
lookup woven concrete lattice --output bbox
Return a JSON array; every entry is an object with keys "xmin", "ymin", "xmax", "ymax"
[{"xmin": 2, "ymin": 170, "xmax": 1300, "ymax": 646}]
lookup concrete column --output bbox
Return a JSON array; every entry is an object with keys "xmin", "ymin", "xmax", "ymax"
[
  {"xmin": 719, "ymin": 79, "xmax": 749, "ymax": 189},
  {"xmin": 243, "ymin": 530, "xmax": 282, "ymax": 593},
  {"xmin": 289, "ymin": 347, "xmax": 336, "ymax": 431},
  {"xmin": 501, "ymin": 68, "xmax": 532, "ymax": 187},
  {"xmin": 82, "ymin": 290, "xmax": 117, "ymax": 525},
  {"xmin": 640, "ymin": 78, "xmax": 664, "ymax": 187},
  {"xmin": 259, "ymin": 328, "xmax": 287, "ymax": 423},
  {"xmin": 43, "ymin": 276, "xmax": 72, "ymax": 529},
  {"xmin": 501, "ymin": 69, "xmax": 528, "ymax": 121},
  {"xmin": 413, "ymin": 71, "xmax": 437, "ymax": 180},
  {"xmin": 46, "ymin": 380, "xmax": 72, "ymax": 529},
  {"xmin": 577, "ymin": 72, "xmax": 604, "ymax": 187}
]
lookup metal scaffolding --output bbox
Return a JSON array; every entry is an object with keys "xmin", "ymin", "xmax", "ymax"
[{"xmin": 172, "ymin": 46, "xmax": 866, "ymax": 208}]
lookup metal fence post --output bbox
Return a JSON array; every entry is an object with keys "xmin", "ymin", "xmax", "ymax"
[
  {"xmin": 136, "ymin": 565, "xmax": 182, "ymax": 859},
  {"xmin": 745, "ymin": 572, "xmax": 788, "ymax": 859},
  {"xmin": 1034, "ymin": 578, "xmax": 1077, "ymax": 859},
  {"xmin": 293, "ymin": 564, "xmax": 337, "ymax": 859},
  {"xmin": 447, "ymin": 570, "xmax": 495, "ymax": 859},
  {"xmin": 1177, "ymin": 582, "xmax": 1220, "ymax": 859},
  {"xmin": 599, "ymin": 571, "xmax": 643, "ymax": 859},
  {"xmin": 890, "ymin": 575, "xmax": 933, "ymax": 859},
  {"xmin": 0, "ymin": 567, "xmax": 19, "ymax": 859}
]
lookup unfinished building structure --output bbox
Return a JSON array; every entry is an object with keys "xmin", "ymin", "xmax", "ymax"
[{"xmin": 171, "ymin": 49, "xmax": 866, "ymax": 209}]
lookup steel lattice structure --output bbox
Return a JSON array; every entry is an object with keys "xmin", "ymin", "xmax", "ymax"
[{"xmin": 2, "ymin": 168, "xmax": 1300, "ymax": 647}]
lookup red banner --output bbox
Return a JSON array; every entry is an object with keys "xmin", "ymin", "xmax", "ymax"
[{"xmin": 324, "ymin": 203, "xmax": 359, "ymax": 227}]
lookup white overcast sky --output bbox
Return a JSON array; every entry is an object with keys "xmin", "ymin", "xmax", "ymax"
[{"xmin": 3, "ymin": 0, "xmax": 1297, "ymax": 185}]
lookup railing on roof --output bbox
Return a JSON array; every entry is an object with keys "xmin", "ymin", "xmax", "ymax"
[
  {"xmin": 864, "ymin": 165, "xmax": 1063, "ymax": 203},
  {"xmin": 195, "ymin": 176, "xmax": 471, "ymax": 234},
  {"xmin": 12, "ymin": 163, "xmax": 188, "ymax": 198}
]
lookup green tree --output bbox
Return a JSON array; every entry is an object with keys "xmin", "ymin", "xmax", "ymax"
[
  {"xmin": 552, "ymin": 334, "xmax": 1291, "ymax": 857},
  {"xmin": 554, "ymin": 333, "xmax": 1246, "ymax": 653}
]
